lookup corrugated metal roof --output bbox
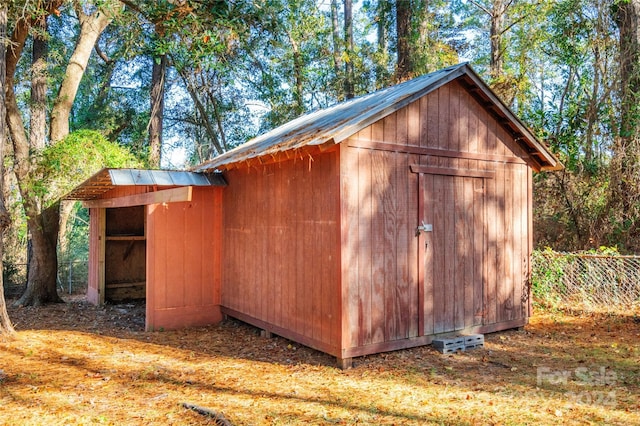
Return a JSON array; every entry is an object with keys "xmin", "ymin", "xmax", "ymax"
[
  {"xmin": 193, "ymin": 63, "xmax": 561, "ymax": 172},
  {"xmin": 65, "ymin": 168, "xmax": 227, "ymax": 200}
]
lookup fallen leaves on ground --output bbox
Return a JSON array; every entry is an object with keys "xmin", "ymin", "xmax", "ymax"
[{"xmin": 1, "ymin": 296, "xmax": 639, "ymax": 425}]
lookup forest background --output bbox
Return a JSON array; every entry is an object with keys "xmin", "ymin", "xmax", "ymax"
[{"xmin": 2, "ymin": 0, "xmax": 640, "ymax": 310}]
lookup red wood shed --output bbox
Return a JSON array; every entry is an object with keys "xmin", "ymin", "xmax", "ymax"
[
  {"xmin": 66, "ymin": 168, "xmax": 227, "ymax": 330},
  {"xmin": 69, "ymin": 63, "xmax": 561, "ymax": 367}
]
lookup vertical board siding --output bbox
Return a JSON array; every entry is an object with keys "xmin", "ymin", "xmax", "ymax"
[
  {"xmin": 422, "ymin": 173, "xmax": 435, "ymax": 335},
  {"xmin": 344, "ymin": 146, "xmax": 421, "ymax": 345},
  {"xmin": 406, "ymin": 100, "xmax": 421, "ymax": 337},
  {"xmin": 357, "ymin": 147, "xmax": 372, "ymax": 346},
  {"xmin": 383, "ymin": 151, "xmax": 398, "ymax": 340},
  {"xmin": 432, "ymin": 175, "xmax": 446, "ymax": 333},
  {"xmin": 146, "ymin": 186, "xmax": 222, "ymax": 330},
  {"xmin": 249, "ymin": 168, "xmax": 260, "ymax": 322},
  {"xmin": 371, "ymin": 150, "xmax": 388, "ymax": 344},
  {"xmin": 422, "ymin": 174, "xmax": 484, "ymax": 333},
  {"xmin": 473, "ymin": 178, "xmax": 485, "ymax": 325},
  {"xmin": 487, "ymin": 118, "xmax": 500, "ymax": 325},
  {"xmin": 152, "ymin": 202, "xmax": 168, "ymax": 311},
  {"xmin": 343, "ymin": 78, "xmax": 533, "ymax": 353},
  {"xmin": 294, "ymin": 161, "xmax": 307, "ymax": 336},
  {"xmin": 341, "ymin": 143, "xmax": 359, "ymax": 350},
  {"xmin": 457, "ymin": 177, "xmax": 471, "ymax": 329},
  {"xmin": 512, "ymin": 164, "xmax": 524, "ymax": 321},
  {"xmin": 527, "ymin": 168, "xmax": 534, "ymax": 317},
  {"xmin": 495, "ymin": 164, "xmax": 507, "ymax": 323},
  {"xmin": 273, "ymin": 163, "xmax": 284, "ymax": 329},
  {"xmin": 395, "ymin": 113, "xmax": 413, "ymax": 339},
  {"xmin": 443, "ymin": 175, "xmax": 457, "ymax": 332},
  {"xmin": 165, "ymin": 203, "xmax": 185, "ymax": 309},
  {"xmin": 222, "ymin": 151, "xmax": 341, "ymax": 352},
  {"xmin": 503, "ymin": 160, "xmax": 515, "ymax": 321}
]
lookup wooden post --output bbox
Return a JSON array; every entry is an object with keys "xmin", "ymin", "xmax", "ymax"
[{"xmin": 337, "ymin": 357, "xmax": 353, "ymax": 369}]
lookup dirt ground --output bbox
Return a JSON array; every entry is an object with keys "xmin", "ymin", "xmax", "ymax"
[{"xmin": 1, "ymin": 296, "xmax": 639, "ymax": 425}]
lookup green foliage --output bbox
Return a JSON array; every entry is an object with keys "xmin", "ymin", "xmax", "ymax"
[
  {"xmin": 531, "ymin": 248, "xmax": 569, "ymax": 309},
  {"xmin": 2, "ymin": 261, "xmax": 24, "ymax": 289},
  {"xmin": 532, "ymin": 246, "xmax": 620, "ymax": 302},
  {"xmin": 524, "ymin": 0, "xmax": 626, "ymax": 252},
  {"xmin": 586, "ymin": 246, "xmax": 621, "ymax": 256},
  {"xmin": 36, "ymin": 130, "xmax": 142, "ymax": 206},
  {"xmin": 407, "ymin": 0, "xmax": 461, "ymax": 75},
  {"xmin": 246, "ymin": 0, "xmax": 338, "ymax": 131},
  {"xmin": 531, "ymin": 247, "xmax": 634, "ymax": 313},
  {"xmin": 60, "ymin": 205, "xmax": 90, "ymax": 262}
]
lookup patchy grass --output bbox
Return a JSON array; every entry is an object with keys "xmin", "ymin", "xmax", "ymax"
[{"xmin": 1, "ymin": 298, "xmax": 639, "ymax": 425}]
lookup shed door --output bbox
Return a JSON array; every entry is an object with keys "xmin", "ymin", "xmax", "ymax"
[{"xmin": 418, "ymin": 172, "xmax": 486, "ymax": 335}]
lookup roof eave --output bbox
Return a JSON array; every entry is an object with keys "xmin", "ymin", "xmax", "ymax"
[
  {"xmin": 64, "ymin": 168, "xmax": 227, "ymax": 201},
  {"xmin": 457, "ymin": 66, "xmax": 563, "ymax": 172}
]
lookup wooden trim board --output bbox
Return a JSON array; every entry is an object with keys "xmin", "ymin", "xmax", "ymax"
[
  {"xmin": 410, "ymin": 164, "xmax": 495, "ymax": 179},
  {"xmin": 82, "ymin": 186, "xmax": 193, "ymax": 208},
  {"xmin": 348, "ymin": 140, "xmax": 526, "ymax": 165}
]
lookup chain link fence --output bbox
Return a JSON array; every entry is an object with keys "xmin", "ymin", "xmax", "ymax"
[
  {"xmin": 3, "ymin": 261, "xmax": 88, "ymax": 298},
  {"xmin": 532, "ymin": 249, "xmax": 640, "ymax": 312}
]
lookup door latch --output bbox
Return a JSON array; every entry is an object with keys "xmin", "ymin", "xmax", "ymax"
[{"xmin": 416, "ymin": 221, "xmax": 433, "ymax": 236}]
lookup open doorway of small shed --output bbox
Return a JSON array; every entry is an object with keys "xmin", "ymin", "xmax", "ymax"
[{"xmin": 104, "ymin": 206, "xmax": 146, "ymax": 303}]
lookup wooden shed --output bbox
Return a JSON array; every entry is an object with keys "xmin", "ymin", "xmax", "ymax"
[
  {"xmin": 66, "ymin": 168, "xmax": 227, "ymax": 330},
  {"xmin": 70, "ymin": 63, "xmax": 560, "ymax": 367}
]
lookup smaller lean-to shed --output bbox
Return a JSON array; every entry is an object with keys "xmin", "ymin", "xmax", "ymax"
[
  {"xmin": 193, "ymin": 63, "xmax": 561, "ymax": 367},
  {"xmin": 66, "ymin": 168, "xmax": 226, "ymax": 331}
]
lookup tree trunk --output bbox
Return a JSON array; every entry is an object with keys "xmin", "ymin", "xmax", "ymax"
[
  {"xmin": 6, "ymin": 2, "xmax": 113, "ymax": 306},
  {"xmin": 617, "ymin": 0, "xmax": 640, "ymax": 141},
  {"xmin": 286, "ymin": 30, "xmax": 305, "ymax": 116},
  {"xmin": 395, "ymin": 0, "xmax": 413, "ymax": 82},
  {"xmin": 208, "ymin": 85, "xmax": 228, "ymax": 152},
  {"xmin": 374, "ymin": 0, "xmax": 390, "ymax": 87},
  {"xmin": 53, "ymin": 2, "xmax": 118, "ymax": 276},
  {"xmin": 330, "ymin": 0, "xmax": 343, "ymax": 98},
  {"xmin": 27, "ymin": 16, "xmax": 48, "ymax": 288},
  {"xmin": 489, "ymin": 0, "xmax": 506, "ymax": 80},
  {"xmin": 0, "ymin": 3, "xmax": 15, "ymax": 337},
  {"xmin": 4, "ymin": 8, "xmax": 61, "ymax": 306},
  {"xmin": 149, "ymin": 53, "xmax": 166, "ymax": 168},
  {"xmin": 176, "ymin": 66, "xmax": 225, "ymax": 155},
  {"xmin": 343, "ymin": 0, "xmax": 354, "ymax": 99},
  {"xmin": 331, "ymin": 0, "xmax": 342, "ymax": 74},
  {"xmin": 472, "ymin": 0, "xmax": 514, "ymax": 104},
  {"xmin": 15, "ymin": 203, "xmax": 61, "ymax": 306},
  {"xmin": 50, "ymin": 4, "xmax": 114, "ymax": 143},
  {"xmin": 30, "ymin": 16, "xmax": 48, "ymax": 151},
  {"xmin": 377, "ymin": 1, "xmax": 388, "ymax": 55}
]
